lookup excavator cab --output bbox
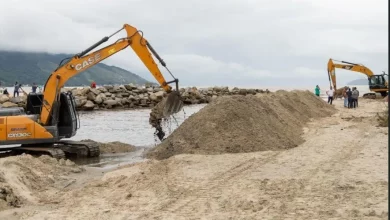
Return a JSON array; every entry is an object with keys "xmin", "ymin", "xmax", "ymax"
[
  {"xmin": 368, "ymin": 74, "xmax": 388, "ymax": 97},
  {"xmin": 26, "ymin": 91, "xmax": 79, "ymax": 139}
]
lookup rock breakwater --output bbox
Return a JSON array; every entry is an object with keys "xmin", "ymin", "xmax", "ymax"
[{"xmin": 0, "ymin": 84, "xmax": 270, "ymax": 111}]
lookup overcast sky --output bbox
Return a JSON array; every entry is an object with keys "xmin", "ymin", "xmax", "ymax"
[{"xmin": 0, "ymin": 0, "xmax": 388, "ymax": 88}]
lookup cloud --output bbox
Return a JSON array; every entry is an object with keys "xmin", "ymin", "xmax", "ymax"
[{"xmin": 0, "ymin": 0, "xmax": 387, "ymax": 87}]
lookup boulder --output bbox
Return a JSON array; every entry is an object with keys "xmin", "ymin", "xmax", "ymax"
[
  {"xmin": 191, "ymin": 99, "xmax": 200, "ymax": 104},
  {"xmin": 213, "ymin": 86, "xmax": 222, "ymax": 92},
  {"xmin": 0, "ymin": 95, "xmax": 10, "ymax": 103},
  {"xmin": 94, "ymin": 94, "xmax": 103, "ymax": 104},
  {"xmin": 112, "ymin": 85, "xmax": 121, "ymax": 92},
  {"xmin": 104, "ymin": 85, "xmax": 113, "ymax": 90},
  {"xmin": 75, "ymin": 98, "xmax": 87, "ymax": 108},
  {"xmin": 104, "ymin": 99, "xmax": 117, "ymax": 107},
  {"xmin": 146, "ymin": 87, "xmax": 154, "ymax": 92},
  {"xmin": 10, "ymin": 97, "xmax": 24, "ymax": 104},
  {"xmin": 182, "ymin": 92, "xmax": 190, "ymax": 98},
  {"xmin": 98, "ymin": 87, "xmax": 108, "ymax": 93},
  {"xmin": 124, "ymin": 83, "xmax": 137, "ymax": 91},
  {"xmin": 72, "ymin": 89, "xmax": 82, "ymax": 97},
  {"xmin": 247, "ymin": 89, "xmax": 255, "ymax": 95},
  {"xmin": 87, "ymin": 92, "xmax": 96, "ymax": 101},
  {"xmin": 90, "ymin": 88, "xmax": 101, "ymax": 95},
  {"xmin": 239, "ymin": 89, "xmax": 247, "ymax": 95},
  {"xmin": 1, "ymin": 102, "xmax": 18, "ymax": 108},
  {"xmin": 83, "ymin": 101, "xmax": 95, "ymax": 111},
  {"xmin": 153, "ymin": 87, "xmax": 163, "ymax": 92},
  {"xmin": 80, "ymin": 87, "xmax": 90, "ymax": 96},
  {"xmin": 121, "ymin": 98, "xmax": 129, "ymax": 105},
  {"xmin": 149, "ymin": 93, "xmax": 158, "ymax": 101},
  {"xmin": 139, "ymin": 99, "xmax": 148, "ymax": 106},
  {"xmin": 115, "ymin": 97, "xmax": 122, "ymax": 104},
  {"xmin": 155, "ymin": 91, "xmax": 165, "ymax": 98}
]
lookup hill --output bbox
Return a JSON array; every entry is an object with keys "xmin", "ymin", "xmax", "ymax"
[
  {"xmin": 347, "ymin": 78, "xmax": 368, "ymax": 85},
  {"xmin": 0, "ymin": 51, "xmax": 151, "ymax": 86}
]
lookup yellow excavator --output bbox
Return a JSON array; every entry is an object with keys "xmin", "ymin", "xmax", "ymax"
[
  {"xmin": 327, "ymin": 58, "xmax": 388, "ymax": 98},
  {"xmin": 0, "ymin": 24, "xmax": 183, "ymax": 158}
]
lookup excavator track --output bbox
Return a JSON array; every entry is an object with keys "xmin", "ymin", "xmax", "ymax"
[
  {"xmin": 0, "ymin": 141, "xmax": 100, "ymax": 160},
  {"xmin": 56, "ymin": 140, "xmax": 100, "ymax": 158},
  {"xmin": 14, "ymin": 145, "xmax": 66, "ymax": 160}
]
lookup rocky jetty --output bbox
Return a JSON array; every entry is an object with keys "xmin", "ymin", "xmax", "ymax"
[{"xmin": 0, "ymin": 84, "xmax": 270, "ymax": 111}]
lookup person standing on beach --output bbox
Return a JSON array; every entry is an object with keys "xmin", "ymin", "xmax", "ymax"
[
  {"xmin": 342, "ymin": 87, "xmax": 348, "ymax": 107},
  {"xmin": 314, "ymin": 85, "xmax": 320, "ymax": 97},
  {"xmin": 326, "ymin": 86, "xmax": 334, "ymax": 105},
  {"xmin": 346, "ymin": 88, "xmax": 353, "ymax": 108},
  {"xmin": 354, "ymin": 87, "xmax": 359, "ymax": 107},
  {"xmin": 351, "ymin": 87, "xmax": 359, "ymax": 108}
]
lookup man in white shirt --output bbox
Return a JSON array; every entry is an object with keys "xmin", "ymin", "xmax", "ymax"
[{"xmin": 326, "ymin": 86, "xmax": 334, "ymax": 105}]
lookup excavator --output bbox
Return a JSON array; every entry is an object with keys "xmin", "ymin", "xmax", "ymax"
[
  {"xmin": 0, "ymin": 24, "xmax": 184, "ymax": 159},
  {"xmin": 327, "ymin": 58, "xmax": 388, "ymax": 98}
]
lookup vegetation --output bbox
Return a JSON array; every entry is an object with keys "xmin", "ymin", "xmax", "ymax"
[{"xmin": 0, "ymin": 50, "xmax": 151, "ymax": 86}]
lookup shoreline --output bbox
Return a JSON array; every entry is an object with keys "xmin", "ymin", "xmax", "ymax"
[{"xmin": 0, "ymin": 94, "xmax": 387, "ymax": 219}]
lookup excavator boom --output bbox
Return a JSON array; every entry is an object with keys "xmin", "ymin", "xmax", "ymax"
[{"xmin": 41, "ymin": 24, "xmax": 182, "ymax": 125}]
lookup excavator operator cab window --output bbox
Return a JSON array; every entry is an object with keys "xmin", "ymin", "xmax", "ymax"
[{"xmin": 368, "ymin": 76, "xmax": 378, "ymax": 86}]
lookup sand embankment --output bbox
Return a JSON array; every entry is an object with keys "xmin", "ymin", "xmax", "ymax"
[
  {"xmin": 0, "ymin": 93, "xmax": 387, "ymax": 219},
  {"xmin": 147, "ymin": 90, "xmax": 336, "ymax": 159}
]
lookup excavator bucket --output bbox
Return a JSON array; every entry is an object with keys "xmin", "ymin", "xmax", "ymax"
[
  {"xmin": 162, "ymin": 91, "xmax": 183, "ymax": 117},
  {"xmin": 149, "ymin": 91, "xmax": 183, "ymax": 141}
]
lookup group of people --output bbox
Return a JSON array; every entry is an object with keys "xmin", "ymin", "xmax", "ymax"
[
  {"xmin": 2, "ymin": 82, "xmax": 41, "ymax": 97},
  {"xmin": 314, "ymin": 85, "xmax": 360, "ymax": 108},
  {"xmin": 342, "ymin": 86, "xmax": 359, "ymax": 109},
  {"xmin": 314, "ymin": 85, "xmax": 336, "ymax": 105}
]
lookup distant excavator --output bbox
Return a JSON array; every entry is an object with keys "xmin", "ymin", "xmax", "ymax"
[
  {"xmin": 327, "ymin": 58, "xmax": 388, "ymax": 98},
  {"xmin": 0, "ymin": 24, "xmax": 184, "ymax": 158}
]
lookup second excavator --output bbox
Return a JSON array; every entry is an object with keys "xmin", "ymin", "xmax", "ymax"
[
  {"xmin": 0, "ymin": 23, "xmax": 184, "ymax": 158},
  {"xmin": 327, "ymin": 58, "xmax": 388, "ymax": 98}
]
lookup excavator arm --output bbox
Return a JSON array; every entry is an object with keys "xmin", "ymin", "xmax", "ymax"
[
  {"xmin": 327, "ymin": 58, "xmax": 374, "ymax": 90},
  {"xmin": 40, "ymin": 24, "xmax": 181, "ymax": 125}
]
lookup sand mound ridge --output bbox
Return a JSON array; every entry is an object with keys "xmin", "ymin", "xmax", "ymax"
[
  {"xmin": 81, "ymin": 139, "xmax": 136, "ymax": 153},
  {"xmin": 147, "ymin": 90, "xmax": 336, "ymax": 160},
  {"xmin": 0, "ymin": 154, "xmax": 83, "ymax": 211}
]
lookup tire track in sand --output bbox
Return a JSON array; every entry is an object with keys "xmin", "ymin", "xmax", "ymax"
[{"xmin": 137, "ymin": 151, "xmax": 282, "ymax": 218}]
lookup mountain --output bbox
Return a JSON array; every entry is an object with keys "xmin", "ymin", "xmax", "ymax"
[
  {"xmin": 0, "ymin": 51, "xmax": 151, "ymax": 86},
  {"xmin": 347, "ymin": 78, "xmax": 368, "ymax": 85}
]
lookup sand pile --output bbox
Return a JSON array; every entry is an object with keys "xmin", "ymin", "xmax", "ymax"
[
  {"xmin": 81, "ymin": 139, "xmax": 136, "ymax": 153},
  {"xmin": 0, "ymin": 154, "xmax": 83, "ymax": 211},
  {"xmin": 147, "ymin": 90, "xmax": 336, "ymax": 160}
]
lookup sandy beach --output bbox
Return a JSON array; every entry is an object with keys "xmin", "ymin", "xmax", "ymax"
[{"xmin": 0, "ymin": 94, "xmax": 387, "ymax": 220}]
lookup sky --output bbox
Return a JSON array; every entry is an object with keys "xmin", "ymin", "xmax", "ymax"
[{"xmin": 0, "ymin": 0, "xmax": 388, "ymax": 88}]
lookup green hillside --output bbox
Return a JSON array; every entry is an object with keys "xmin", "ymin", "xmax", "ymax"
[{"xmin": 0, "ymin": 51, "xmax": 151, "ymax": 86}]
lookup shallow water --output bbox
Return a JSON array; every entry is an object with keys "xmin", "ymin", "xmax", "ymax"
[{"xmin": 68, "ymin": 104, "xmax": 207, "ymax": 147}]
